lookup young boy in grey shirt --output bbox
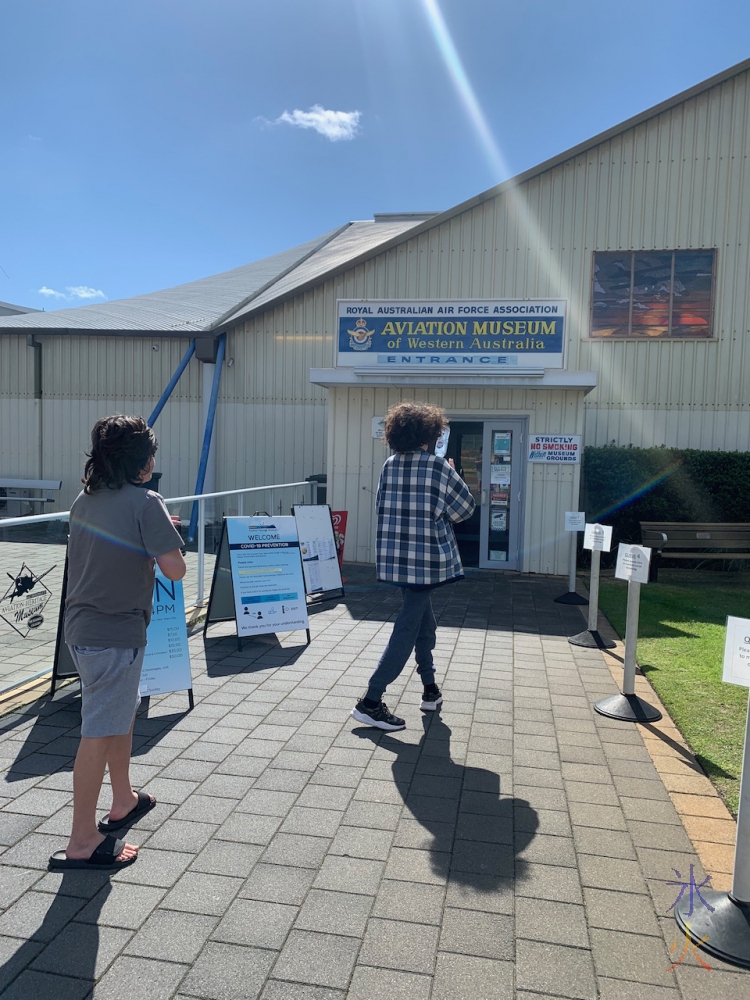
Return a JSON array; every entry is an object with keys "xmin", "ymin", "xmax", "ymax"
[{"xmin": 49, "ymin": 415, "xmax": 185, "ymax": 870}]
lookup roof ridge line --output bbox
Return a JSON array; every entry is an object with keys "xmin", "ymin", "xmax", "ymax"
[
  {"xmin": 218, "ymin": 56, "xmax": 750, "ymax": 326},
  {"xmin": 204, "ymin": 222, "xmax": 353, "ymax": 333}
]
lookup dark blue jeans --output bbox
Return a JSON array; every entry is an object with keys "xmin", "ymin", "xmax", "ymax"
[{"xmin": 366, "ymin": 587, "xmax": 437, "ymax": 702}]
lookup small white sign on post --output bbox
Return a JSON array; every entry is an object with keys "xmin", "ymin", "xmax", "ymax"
[
  {"xmin": 372, "ymin": 416, "xmax": 385, "ymax": 440},
  {"xmin": 583, "ymin": 523, "xmax": 613, "ymax": 552},
  {"xmin": 723, "ymin": 617, "xmax": 750, "ymax": 688},
  {"xmin": 565, "ymin": 511, "xmax": 586, "ymax": 531},
  {"xmin": 615, "ymin": 544, "xmax": 652, "ymax": 585}
]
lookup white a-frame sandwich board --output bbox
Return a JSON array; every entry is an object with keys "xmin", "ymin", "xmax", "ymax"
[{"xmin": 204, "ymin": 516, "xmax": 310, "ymax": 649}]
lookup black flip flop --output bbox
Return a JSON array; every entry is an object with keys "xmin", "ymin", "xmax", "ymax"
[
  {"xmin": 49, "ymin": 834, "xmax": 137, "ymax": 871},
  {"xmin": 98, "ymin": 790, "xmax": 156, "ymax": 833}
]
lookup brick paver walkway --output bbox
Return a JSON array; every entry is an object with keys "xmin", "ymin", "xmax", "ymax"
[{"xmin": 0, "ymin": 569, "xmax": 746, "ymax": 998}]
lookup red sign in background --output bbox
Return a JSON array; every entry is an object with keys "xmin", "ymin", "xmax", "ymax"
[{"xmin": 331, "ymin": 511, "xmax": 348, "ymax": 572}]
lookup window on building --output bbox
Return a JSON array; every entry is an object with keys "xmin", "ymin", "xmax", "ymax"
[{"xmin": 591, "ymin": 250, "xmax": 715, "ymax": 338}]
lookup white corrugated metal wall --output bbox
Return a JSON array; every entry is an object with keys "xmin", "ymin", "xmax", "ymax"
[
  {"xmin": 0, "ymin": 335, "xmax": 39, "ymax": 481},
  {"xmin": 35, "ymin": 336, "xmax": 202, "ymax": 510}
]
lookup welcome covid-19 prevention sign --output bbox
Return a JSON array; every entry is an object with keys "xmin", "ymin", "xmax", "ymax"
[{"xmin": 337, "ymin": 299, "xmax": 566, "ymax": 369}]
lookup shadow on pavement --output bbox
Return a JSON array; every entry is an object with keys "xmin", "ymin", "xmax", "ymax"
[
  {"xmin": 0, "ymin": 872, "xmax": 111, "ymax": 992},
  {"xmin": 355, "ymin": 713, "xmax": 538, "ymax": 892},
  {"xmin": 2, "ymin": 688, "xmax": 190, "ymax": 783},
  {"xmin": 201, "ymin": 632, "xmax": 312, "ymax": 678},
  {"xmin": 314, "ymin": 567, "xmax": 588, "ymax": 641}
]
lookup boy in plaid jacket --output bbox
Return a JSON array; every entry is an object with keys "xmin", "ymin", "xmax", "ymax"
[{"xmin": 352, "ymin": 402, "xmax": 475, "ymax": 731}]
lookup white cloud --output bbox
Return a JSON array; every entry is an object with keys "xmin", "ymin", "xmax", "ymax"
[
  {"xmin": 67, "ymin": 285, "xmax": 106, "ymax": 300},
  {"xmin": 37, "ymin": 285, "xmax": 107, "ymax": 302},
  {"xmin": 271, "ymin": 104, "xmax": 362, "ymax": 141}
]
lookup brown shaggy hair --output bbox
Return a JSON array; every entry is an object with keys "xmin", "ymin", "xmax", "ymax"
[
  {"xmin": 384, "ymin": 402, "xmax": 447, "ymax": 453},
  {"xmin": 83, "ymin": 415, "xmax": 157, "ymax": 494}
]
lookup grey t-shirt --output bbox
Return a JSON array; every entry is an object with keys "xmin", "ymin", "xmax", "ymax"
[{"xmin": 64, "ymin": 484, "xmax": 183, "ymax": 648}]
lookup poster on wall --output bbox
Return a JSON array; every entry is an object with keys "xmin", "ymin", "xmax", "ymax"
[
  {"xmin": 292, "ymin": 505, "xmax": 344, "ymax": 597},
  {"xmin": 226, "ymin": 517, "xmax": 309, "ymax": 639},
  {"xmin": 337, "ymin": 299, "xmax": 566, "ymax": 369},
  {"xmin": 139, "ymin": 570, "xmax": 192, "ymax": 697},
  {"xmin": 527, "ymin": 435, "xmax": 581, "ymax": 463},
  {"xmin": 490, "ymin": 464, "xmax": 511, "ymax": 486},
  {"xmin": 491, "ymin": 509, "xmax": 507, "ymax": 532},
  {"xmin": 493, "ymin": 433, "xmax": 511, "ymax": 456}
]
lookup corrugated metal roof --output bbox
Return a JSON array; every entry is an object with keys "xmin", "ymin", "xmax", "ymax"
[
  {"xmin": 215, "ymin": 219, "xmax": 424, "ymax": 328},
  {"xmin": 0, "ymin": 300, "xmax": 38, "ymax": 316},
  {"xmin": 0, "ymin": 229, "xmax": 342, "ymax": 334}
]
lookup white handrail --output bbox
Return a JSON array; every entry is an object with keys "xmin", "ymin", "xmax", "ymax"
[
  {"xmin": 162, "ymin": 481, "xmax": 311, "ymax": 505},
  {"xmin": 0, "ymin": 480, "xmax": 315, "ymax": 528},
  {"xmin": 0, "ymin": 478, "xmax": 318, "ymax": 604}
]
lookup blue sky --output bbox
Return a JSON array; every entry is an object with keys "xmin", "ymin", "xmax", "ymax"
[{"xmin": 2, "ymin": 0, "xmax": 748, "ymax": 309}]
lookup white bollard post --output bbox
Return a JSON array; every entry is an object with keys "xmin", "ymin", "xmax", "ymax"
[
  {"xmin": 587, "ymin": 549, "xmax": 602, "ymax": 633},
  {"xmin": 594, "ymin": 544, "xmax": 660, "ymax": 723},
  {"xmin": 734, "ymin": 704, "xmax": 750, "ymax": 903},
  {"xmin": 568, "ymin": 532, "xmax": 578, "ymax": 593},
  {"xmin": 674, "ymin": 615, "xmax": 750, "ymax": 966},
  {"xmin": 569, "ymin": 523, "xmax": 615, "ymax": 649},
  {"xmin": 621, "ymin": 579, "xmax": 641, "ymax": 697},
  {"xmin": 554, "ymin": 511, "xmax": 588, "ymax": 605}
]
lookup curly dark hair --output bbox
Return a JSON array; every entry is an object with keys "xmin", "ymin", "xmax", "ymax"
[
  {"xmin": 384, "ymin": 402, "xmax": 447, "ymax": 453},
  {"xmin": 83, "ymin": 415, "xmax": 157, "ymax": 494}
]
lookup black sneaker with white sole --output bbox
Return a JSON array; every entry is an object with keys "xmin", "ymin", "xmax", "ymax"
[
  {"xmin": 420, "ymin": 687, "xmax": 443, "ymax": 711},
  {"xmin": 351, "ymin": 699, "xmax": 406, "ymax": 731}
]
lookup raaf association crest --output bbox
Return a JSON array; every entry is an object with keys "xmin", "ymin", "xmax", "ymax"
[{"xmin": 348, "ymin": 318, "xmax": 375, "ymax": 352}]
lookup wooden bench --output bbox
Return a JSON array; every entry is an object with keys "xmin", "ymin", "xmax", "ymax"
[
  {"xmin": 0, "ymin": 478, "xmax": 62, "ymax": 519},
  {"xmin": 640, "ymin": 521, "xmax": 750, "ymax": 580}
]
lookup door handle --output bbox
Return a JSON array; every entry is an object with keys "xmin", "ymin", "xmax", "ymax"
[{"xmin": 481, "ymin": 490, "xmax": 487, "ymax": 506}]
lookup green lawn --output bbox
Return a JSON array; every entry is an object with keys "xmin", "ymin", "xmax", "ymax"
[{"xmin": 596, "ymin": 570, "xmax": 750, "ymax": 817}]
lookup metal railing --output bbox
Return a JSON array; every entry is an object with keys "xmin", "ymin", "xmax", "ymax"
[
  {"xmin": 160, "ymin": 481, "xmax": 314, "ymax": 602},
  {"xmin": 0, "ymin": 477, "xmax": 316, "ymax": 606}
]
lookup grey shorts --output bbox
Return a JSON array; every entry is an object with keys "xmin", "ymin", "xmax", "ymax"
[{"xmin": 68, "ymin": 645, "xmax": 144, "ymax": 738}]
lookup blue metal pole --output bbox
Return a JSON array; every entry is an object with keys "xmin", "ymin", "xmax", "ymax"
[
  {"xmin": 148, "ymin": 340, "xmax": 196, "ymax": 427},
  {"xmin": 187, "ymin": 334, "xmax": 226, "ymax": 542}
]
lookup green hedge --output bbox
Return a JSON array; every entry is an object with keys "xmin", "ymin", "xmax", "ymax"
[{"xmin": 580, "ymin": 446, "xmax": 750, "ymax": 555}]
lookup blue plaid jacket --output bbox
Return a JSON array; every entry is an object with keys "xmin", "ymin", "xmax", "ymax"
[{"xmin": 375, "ymin": 451, "xmax": 476, "ymax": 586}]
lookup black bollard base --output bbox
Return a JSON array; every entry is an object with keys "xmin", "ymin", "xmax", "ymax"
[
  {"xmin": 554, "ymin": 591, "xmax": 588, "ymax": 605},
  {"xmin": 594, "ymin": 692, "xmax": 662, "ymax": 723},
  {"xmin": 568, "ymin": 628, "xmax": 615, "ymax": 649},
  {"xmin": 674, "ymin": 890, "xmax": 750, "ymax": 969}
]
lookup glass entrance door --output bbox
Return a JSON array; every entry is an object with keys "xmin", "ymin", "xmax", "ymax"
[
  {"xmin": 444, "ymin": 422, "xmax": 483, "ymax": 567},
  {"xmin": 478, "ymin": 420, "xmax": 526, "ymax": 571}
]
